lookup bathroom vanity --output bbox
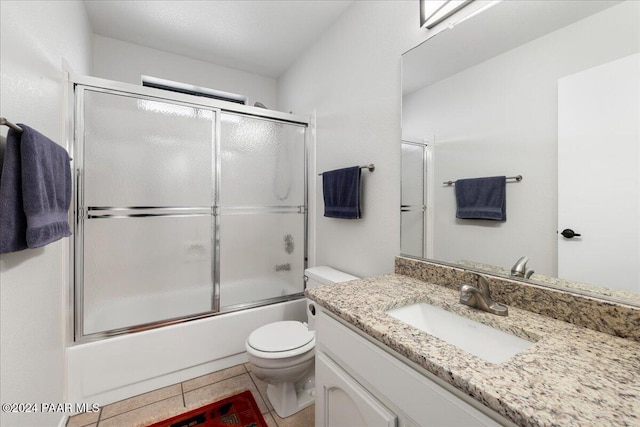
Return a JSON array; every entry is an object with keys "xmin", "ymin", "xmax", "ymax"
[
  {"xmin": 306, "ymin": 258, "xmax": 640, "ymax": 426},
  {"xmin": 315, "ymin": 309, "xmax": 512, "ymax": 426}
]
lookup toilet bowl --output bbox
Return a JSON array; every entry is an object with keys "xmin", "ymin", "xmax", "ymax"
[{"xmin": 245, "ymin": 266, "xmax": 358, "ymax": 418}]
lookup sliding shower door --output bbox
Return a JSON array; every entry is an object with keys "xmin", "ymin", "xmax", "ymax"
[
  {"xmin": 74, "ymin": 80, "xmax": 308, "ymax": 341},
  {"xmin": 218, "ymin": 113, "xmax": 306, "ymax": 309},
  {"xmin": 77, "ymin": 88, "xmax": 216, "ymax": 336},
  {"xmin": 401, "ymin": 141, "xmax": 427, "ymax": 258}
]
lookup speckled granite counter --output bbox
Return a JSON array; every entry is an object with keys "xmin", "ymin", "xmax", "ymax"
[
  {"xmin": 306, "ymin": 274, "xmax": 640, "ymax": 427},
  {"xmin": 456, "ymin": 259, "xmax": 640, "ymax": 306}
]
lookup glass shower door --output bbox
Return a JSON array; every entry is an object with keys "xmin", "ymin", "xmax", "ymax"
[
  {"xmin": 78, "ymin": 89, "xmax": 216, "ymax": 336},
  {"xmin": 401, "ymin": 141, "xmax": 427, "ymax": 258},
  {"xmin": 218, "ymin": 113, "xmax": 306, "ymax": 309}
]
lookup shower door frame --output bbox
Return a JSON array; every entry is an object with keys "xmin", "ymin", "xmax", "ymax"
[
  {"xmin": 68, "ymin": 75, "xmax": 309, "ymax": 343},
  {"xmin": 400, "ymin": 139, "xmax": 434, "ymax": 259}
]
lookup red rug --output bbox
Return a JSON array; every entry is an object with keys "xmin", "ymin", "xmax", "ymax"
[{"xmin": 148, "ymin": 390, "xmax": 268, "ymax": 427}]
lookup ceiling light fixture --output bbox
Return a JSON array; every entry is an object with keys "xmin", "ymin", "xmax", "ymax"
[{"xmin": 420, "ymin": 0, "xmax": 475, "ymax": 29}]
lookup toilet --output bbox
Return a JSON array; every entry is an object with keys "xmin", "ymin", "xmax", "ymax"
[{"xmin": 245, "ymin": 266, "xmax": 359, "ymax": 418}]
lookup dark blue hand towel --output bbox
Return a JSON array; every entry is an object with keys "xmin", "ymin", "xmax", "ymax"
[
  {"xmin": 0, "ymin": 128, "xmax": 28, "ymax": 252},
  {"xmin": 0, "ymin": 124, "xmax": 71, "ymax": 253},
  {"xmin": 322, "ymin": 166, "xmax": 361, "ymax": 219},
  {"xmin": 455, "ymin": 176, "xmax": 506, "ymax": 221}
]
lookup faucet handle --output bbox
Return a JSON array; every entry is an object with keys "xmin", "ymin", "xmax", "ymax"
[
  {"xmin": 511, "ymin": 256, "xmax": 529, "ymax": 277},
  {"xmin": 475, "ymin": 274, "xmax": 491, "ymax": 297}
]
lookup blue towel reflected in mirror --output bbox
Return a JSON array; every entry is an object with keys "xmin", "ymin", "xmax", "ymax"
[{"xmin": 455, "ymin": 176, "xmax": 506, "ymax": 221}]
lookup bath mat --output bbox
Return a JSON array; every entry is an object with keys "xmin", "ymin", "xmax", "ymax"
[{"xmin": 147, "ymin": 390, "xmax": 268, "ymax": 427}]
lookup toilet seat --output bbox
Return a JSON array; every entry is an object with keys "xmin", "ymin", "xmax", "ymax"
[{"xmin": 247, "ymin": 321, "xmax": 315, "ymax": 359}]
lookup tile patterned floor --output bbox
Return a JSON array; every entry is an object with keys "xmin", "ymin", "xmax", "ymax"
[{"xmin": 66, "ymin": 363, "xmax": 314, "ymax": 427}]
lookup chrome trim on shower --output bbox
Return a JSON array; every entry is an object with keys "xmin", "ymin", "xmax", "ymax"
[
  {"xmin": 78, "ymin": 293, "xmax": 306, "ymax": 343},
  {"xmin": 217, "ymin": 206, "xmax": 306, "ymax": 215},
  {"xmin": 213, "ymin": 109, "xmax": 221, "ymax": 314},
  {"xmin": 73, "ymin": 85, "xmax": 86, "ymax": 342},
  {"xmin": 70, "ymin": 74, "xmax": 310, "ymax": 125},
  {"xmin": 86, "ymin": 213, "xmax": 212, "ymax": 219},
  {"xmin": 84, "ymin": 206, "xmax": 212, "ymax": 219},
  {"xmin": 66, "ymin": 76, "xmax": 79, "ymax": 345},
  {"xmin": 87, "ymin": 206, "xmax": 213, "ymax": 211}
]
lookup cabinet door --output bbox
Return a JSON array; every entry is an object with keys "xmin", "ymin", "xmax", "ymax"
[{"xmin": 316, "ymin": 352, "xmax": 397, "ymax": 427}]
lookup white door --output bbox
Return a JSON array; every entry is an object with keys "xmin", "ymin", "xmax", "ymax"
[
  {"xmin": 316, "ymin": 353, "xmax": 397, "ymax": 427},
  {"xmin": 558, "ymin": 53, "xmax": 640, "ymax": 293}
]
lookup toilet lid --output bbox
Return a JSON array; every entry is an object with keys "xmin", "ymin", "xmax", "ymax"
[{"xmin": 247, "ymin": 321, "xmax": 314, "ymax": 352}]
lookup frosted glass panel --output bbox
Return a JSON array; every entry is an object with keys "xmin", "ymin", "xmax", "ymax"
[
  {"xmin": 219, "ymin": 213, "xmax": 305, "ymax": 308},
  {"xmin": 401, "ymin": 143, "xmax": 424, "ymax": 206},
  {"xmin": 220, "ymin": 114, "xmax": 305, "ymax": 206},
  {"xmin": 82, "ymin": 216, "xmax": 213, "ymax": 334},
  {"xmin": 401, "ymin": 210, "xmax": 424, "ymax": 258},
  {"xmin": 83, "ymin": 90, "xmax": 214, "ymax": 207}
]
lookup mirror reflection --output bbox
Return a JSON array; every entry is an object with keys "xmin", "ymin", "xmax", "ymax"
[{"xmin": 401, "ymin": 0, "xmax": 639, "ymax": 305}]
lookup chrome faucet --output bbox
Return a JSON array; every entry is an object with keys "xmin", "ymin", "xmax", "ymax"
[
  {"xmin": 459, "ymin": 274, "xmax": 508, "ymax": 316},
  {"xmin": 511, "ymin": 256, "xmax": 534, "ymax": 279}
]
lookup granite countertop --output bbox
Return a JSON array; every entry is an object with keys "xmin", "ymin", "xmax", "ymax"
[
  {"xmin": 455, "ymin": 260, "xmax": 640, "ymax": 306},
  {"xmin": 306, "ymin": 274, "xmax": 640, "ymax": 427}
]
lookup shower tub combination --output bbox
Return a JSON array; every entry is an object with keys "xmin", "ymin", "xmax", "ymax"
[{"xmin": 66, "ymin": 75, "xmax": 309, "ymax": 405}]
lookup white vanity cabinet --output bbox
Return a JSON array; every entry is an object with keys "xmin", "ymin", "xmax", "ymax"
[
  {"xmin": 315, "ymin": 309, "xmax": 514, "ymax": 427},
  {"xmin": 316, "ymin": 352, "xmax": 397, "ymax": 426}
]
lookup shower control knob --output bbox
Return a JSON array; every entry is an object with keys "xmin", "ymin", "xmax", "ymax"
[{"xmin": 561, "ymin": 228, "xmax": 581, "ymax": 239}]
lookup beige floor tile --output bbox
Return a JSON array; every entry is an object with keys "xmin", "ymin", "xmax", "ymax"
[
  {"xmin": 263, "ymin": 412, "xmax": 279, "ymax": 427},
  {"xmin": 271, "ymin": 404, "xmax": 315, "ymax": 427},
  {"xmin": 183, "ymin": 373, "xmax": 269, "ymax": 415},
  {"xmin": 244, "ymin": 362, "xmax": 252, "ymax": 372},
  {"xmin": 249, "ymin": 371, "xmax": 273, "ymax": 412},
  {"xmin": 66, "ymin": 409, "xmax": 100, "ymax": 427},
  {"xmin": 182, "ymin": 364, "xmax": 247, "ymax": 393},
  {"xmin": 100, "ymin": 384, "xmax": 182, "ymax": 419},
  {"xmin": 98, "ymin": 395, "xmax": 185, "ymax": 427}
]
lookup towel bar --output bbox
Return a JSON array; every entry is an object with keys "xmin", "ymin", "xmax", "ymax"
[
  {"xmin": 1, "ymin": 117, "xmax": 73, "ymax": 161},
  {"xmin": 318, "ymin": 164, "xmax": 375, "ymax": 176},
  {"xmin": 443, "ymin": 175, "xmax": 522, "ymax": 186},
  {"xmin": 0, "ymin": 117, "xmax": 23, "ymax": 132}
]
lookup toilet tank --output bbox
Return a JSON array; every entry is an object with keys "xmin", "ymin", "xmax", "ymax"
[{"xmin": 304, "ymin": 266, "xmax": 359, "ymax": 289}]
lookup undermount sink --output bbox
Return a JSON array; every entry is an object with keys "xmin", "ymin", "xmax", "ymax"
[{"xmin": 386, "ymin": 303, "xmax": 534, "ymax": 364}]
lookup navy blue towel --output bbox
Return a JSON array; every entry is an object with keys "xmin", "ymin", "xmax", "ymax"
[
  {"xmin": 0, "ymin": 124, "xmax": 71, "ymax": 253},
  {"xmin": 0, "ymin": 128, "xmax": 28, "ymax": 252},
  {"xmin": 455, "ymin": 176, "xmax": 506, "ymax": 221},
  {"xmin": 322, "ymin": 166, "xmax": 361, "ymax": 219}
]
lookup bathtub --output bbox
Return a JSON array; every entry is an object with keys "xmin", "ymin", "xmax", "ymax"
[
  {"xmin": 84, "ymin": 278, "xmax": 303, "ymax": 335},
  {"xmin": 67, "ymin": 296, "xmax": 306, "ymax": 406}
]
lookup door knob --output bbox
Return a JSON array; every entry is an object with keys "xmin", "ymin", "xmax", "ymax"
[{"xmin": 561, "ymin": 228, "xmax": 581, "ymax": 239}]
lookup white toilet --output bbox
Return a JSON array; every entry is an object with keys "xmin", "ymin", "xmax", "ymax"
[{"xmin": 245, "ymin": 266, "xmax": 358, "ymax": 418}]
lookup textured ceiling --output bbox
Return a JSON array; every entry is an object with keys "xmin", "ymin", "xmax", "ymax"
[{"xmin": 84, "ymin": 0, "xmax": 354, "ymax": 78}]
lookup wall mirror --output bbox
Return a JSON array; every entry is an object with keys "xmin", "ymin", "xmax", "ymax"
[{"xmin": 401, "ymin": 0, "xmax": 639, "ymax": 306}]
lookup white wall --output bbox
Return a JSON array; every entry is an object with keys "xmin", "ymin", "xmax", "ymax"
[
  {"xmin": 93, "ymin": 35, "xmax": 277, "ymax": 109},
  {"xmin": 277, "ymin": 1, "xmax": 436, "ymax": 277},
  {"xmin": 402, "ymin": 1, "xmax": 639, "ymax": 277},
  {"xmin": 0, "ymin": 1, "xmax": 92, "ymax": 426}
]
